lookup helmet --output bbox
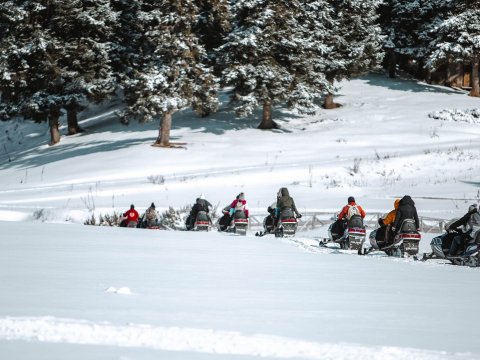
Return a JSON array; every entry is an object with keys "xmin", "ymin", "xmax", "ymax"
[
  {"xmin": 130, "ymin": 204, "xmax": 135, "ymax": 209},
  {"xmin": 348, "ymin": 196, "xmax": 355, "ymax": 203},
  {"xmin": 238, "ymin": 192, "xmax": 245, "ymax": 200},
  {"xmin": 150, "ymin": 202, "xmax": 155, "ymax": 209}
]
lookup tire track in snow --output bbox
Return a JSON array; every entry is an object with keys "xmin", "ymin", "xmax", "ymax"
[{"xmin": 0, "ymin": 317, "xmax": 470, "ymax": 360}]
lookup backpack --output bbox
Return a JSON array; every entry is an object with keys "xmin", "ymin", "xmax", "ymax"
[
  {"xmin": 235, "ymin": 200, "xmax": 245, "ymax": 211},
  {"xmin": 347, "ymin": 205, "xmax": 360, "ymax": 220}
]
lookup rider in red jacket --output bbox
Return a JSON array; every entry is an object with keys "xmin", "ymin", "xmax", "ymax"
[
  {"xmin": 337, "ymin": 196, "xmax": 366, "ymax": 220},
  {"xmin": 123, "ymin": 204, "xmax": 139, "ymax": 226}
]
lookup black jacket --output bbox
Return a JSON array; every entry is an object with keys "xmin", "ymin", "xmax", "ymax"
[
  {"xmin": 393, "ymin": 195, "xmax": 420, "ymax": 230},
  {"xmin": 192, "ymin": 199, "xmax": 212, "ymax": 215},
  {"xmin": 276, "ymin": 188, "xmax": 300, "ymax": 216},
  {"xmin": 448, "ymin": 208, "xmax": 479, "ymax": 232}
]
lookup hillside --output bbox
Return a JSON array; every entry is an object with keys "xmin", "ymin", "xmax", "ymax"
[{"xmin": 0, "ymin": 74, "xmax": 479, "ymax": 223}]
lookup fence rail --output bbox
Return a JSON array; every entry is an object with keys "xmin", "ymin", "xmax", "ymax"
[{"xmin": 246, "ymin": 211, "xmax": 446, "ymax": 233}]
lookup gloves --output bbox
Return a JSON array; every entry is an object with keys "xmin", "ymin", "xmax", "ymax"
[{"xmin": 297, "ymin": 214, "xmax": 302, "ymax": 219}]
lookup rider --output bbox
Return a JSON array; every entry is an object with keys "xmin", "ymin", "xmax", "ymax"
[
  {"xmin": 188, "ymin": 194, "xmax": 212, "ymax": 228},
  {"xmin": 122, "ymin": 204, "xmax": 139, "ymax": 227},
  {"xmin": 392, "ymin": 195, "xmax": 420, "ymax": 234},
  {"xmin": 144, "ymin": 202, "xmax": 158, "ymax": 227},
  {"xmin": 276, "ymin": 187, "xmax": 302, "ymax": 219},
  {"xmin": 378, "ymin": 198, "xmax": 400, "ymax": 244},
  {"xmin": 334, "ymin": 196, "xmax": 366, "ymax": 238},
  {"xmin": 446, "ymin": 204, "xmax": 480, "ymax": 257},
  {"xmin": 223, "ymin": 192, "xmax": 249, "ymax": 218}
]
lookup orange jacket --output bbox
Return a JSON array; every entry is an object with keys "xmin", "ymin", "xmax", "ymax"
[
  {"xmin": 338, "ymin": 202, "xmax": 366, "ymax": 220},
  {"xmin": 383, "ymin": 199, "xmax": 400, "ymax": 225}
]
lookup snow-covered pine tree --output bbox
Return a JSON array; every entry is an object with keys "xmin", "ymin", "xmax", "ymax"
[
  {"xmin": 0, "ymin": 1, "xmax": 30, "ymax": 121},
  {"xmin": 0, "ymin": 1, "xmax": 64, "ymax": 144},
  {"xmin": 426, "ymin": 1, "xmax": 480, "ymax": 97},
  {"xmin": 218, "ymin": 0, "xmax": 332, "ymax": 129},
  {"xmin": 377, "ymin": 1, "xmax": 396, "ymax": 78},
  {"xmin": 120, "ymin": 0, "xmax": 218, "ymax": 147},
  {"xmin": 51, "ymin": 0, "xmax": 117, "ymax": 135},
  {"xmin": 195, "ymin": 0, "xmax": 231, "ymax": 54},
  {"xmin": 321, "ymin": 0, "xmax": 384, "ymax": 108},
  {"xmin": 380, "ymin": 0, "xmax": 455, "ymax": 81},
  {"xmin": 387, "ymin": 0, "xmax": 429, "ymax": 78},
  {"xmin": 0, "ymin": 0, "xmax": 116, "ymax": 144}
]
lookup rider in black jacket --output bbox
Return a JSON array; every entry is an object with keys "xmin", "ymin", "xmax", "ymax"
[
  {"xmin": 447, "ymin": 204, "xmax": 480, "ymax": 257},
  {"xmin": 392, "ymin": 195, "xmax": 420, "ymax": 233}
]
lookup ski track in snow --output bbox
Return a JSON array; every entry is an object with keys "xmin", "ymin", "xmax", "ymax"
[{"xmin": 0, "ymin": 317, "xmax": 471, "ymax": 360}]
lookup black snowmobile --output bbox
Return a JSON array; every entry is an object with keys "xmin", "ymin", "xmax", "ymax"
[
  {"xmin": 186, "ymin": 211, "xmax": 211, "ymax": 231},
  {"xmin": 274, "ymin": 208, "xmax": 298, "ymax": 238},
  {"xmin": 325, "ymin": 215, "xmax": 365, "ymax": 250},
  {"xmin": 218, "ymin": 210, "xmax": 248, "ymax": 235},
  {"xmin": 255, "ymin": 206, "xmax": 276, "ymax": 237},
  {"xmin": 359, "ymin": 218, "xmax": 421, "ymax": 257},
  {"xmin": 137, "ymin": 213, "xmax": 161, "ymax": 229},
  {"xmin": 422, "ymin": 227, "xmax": 480, "ymax": 267}
]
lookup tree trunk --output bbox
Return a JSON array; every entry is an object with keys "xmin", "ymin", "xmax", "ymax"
[
  {"xmin": 67, "ymin": 108, "xmax": 84, "ymax": 135},
  {"xmin": 470, "ymin": 56, "xmax": 480, "ymax": 97},
  {"xmin": 445, "ymin": 56, "xmax": 463, "ymax": 87},
  {"xmin": 155, "ymin": 111, "xmax": 173, "ymax": 147},
  {"xmin": 416, "ymin": 58, "xmax": 424, "ymax": 80},
  {"xmin": 388, "ymin": 49, "xmax": 396, "ymax": 79},
  {"xmin": 257, "ymin": 101, "xmax": 278, "ymax": 129},
  {"xmin": 323, "ymin": 93, "xmax": 337, "ymax": 109},
  {"xmin": 49, "ymin": 112, "xmax": 61, "ymax": 146},
  {"xmin": 323, "ymin": 76, "xmax": 338, "ymax": 109}
]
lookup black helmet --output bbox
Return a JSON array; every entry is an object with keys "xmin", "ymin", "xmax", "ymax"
[
  {"xmin": 348, "ymin": 196, "xmax": 355, "ymax": 203},
  {"xmin": 130, "ymin": 204, "xmax": 135, "ymax": 209}
]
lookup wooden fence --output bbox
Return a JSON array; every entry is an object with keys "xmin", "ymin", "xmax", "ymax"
[{"xmin": 247, "ymin": 211, "xmax": 447, "ymax": 233}]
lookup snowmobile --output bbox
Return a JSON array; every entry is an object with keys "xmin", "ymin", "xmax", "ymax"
[
  {"xmin": 326, "ymin": 215, "xmax": 365, "ymax": 250},
  {"xmin": 255, "ymin": 207, "xmax": 276, "ymax": 237},
  {"xmin": 422, "ymin": 226, "xmax": 480, "ymax": 267},
  {"xmin": 137, "ymin": 213, "xmax": 161, "ymax": 229},
  {"xmin": 217, "ymin": 212, "xmax": 231, "ymax": 232},
  {"xmin": 359, "ymin": 219, "xmax": 420, "ymax": 257},
  {"xmin": 192, "ymin": 211, "xmax": 211, "ymax": 231},
  {"xmin": 120, "ymin": 218, "xmax": 139, "ymax": 228},
  {"xmin": 232, "ymin": 210, "xmax": 248, "ymax": 235},
  {"xmin": 274, "ymin": 208, "xmax": 298, "ymax": 238},
  {"xmin": 217, "ymin": 210, "xmax": 248, "ymax": 235}
]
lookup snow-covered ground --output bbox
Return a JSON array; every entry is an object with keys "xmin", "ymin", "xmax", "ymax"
[
  {"xmin": 1, "ymin": 221, "xmax": 479, "ymax": 360},
  {"xmin": 1, "ymin": 74, "xmax": 480, "ymax": 359}
]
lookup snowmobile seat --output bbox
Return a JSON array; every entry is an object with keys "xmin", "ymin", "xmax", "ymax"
[
  {"xmin": 348, "ymin": 215, "xmax": 364, "ymax": 229},
  {"xmin": 280, "ymin": 208, "xmax": 295, "ymax": 219},
  {"xmin": 234, "ymin": 210, "xmax": 247, "ymax": 219},
  {"xmin": 399, "ymin": 219, "xmax": 417, "ymax": 233}
]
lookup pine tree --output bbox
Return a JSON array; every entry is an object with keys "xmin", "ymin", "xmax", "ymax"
[
  {"xmin": 119, "ymin": 0, "xmax": 218, "ymax": 147},
  {"xmin": 380, "ymin": 0, "xmax": 455, "ymax": 81},
  {"xmin": 322, "ymin": 0, "xmax": 384, "ymax": 108},
  {"xmin": 0, "ymin": 0, "xmax": 116, "ymax": 144},
  {"xmin": 195, "ymin": 0, "xmax": 231, "ymax": 54},
  {"xmin": 426, "ymin": 1, "xmax": 480, "ymax": 97},
  {"xmin": 218, "ymin": 0, "xmax": 332, "ymax": 129}
]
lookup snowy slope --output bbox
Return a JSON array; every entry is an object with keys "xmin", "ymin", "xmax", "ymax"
[
  {"xmin": 0, "ymin": 74, "xmax": 479, "ymax": 223},
  {"xmin": 0, "ymin": 221, "xmax": 479, "ymax": 360},
  {"xmin": 1, "ymin": 74, "xmax": 480, "ymax": 359}
]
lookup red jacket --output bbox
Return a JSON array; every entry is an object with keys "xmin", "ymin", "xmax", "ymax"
[
  {"xmin": 338, "ymin": 201, "xmax": 366, "ymax": 220},
  {"xmin": 124, "ymin": 209, "xmax": 139, "ymax": 222}
]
